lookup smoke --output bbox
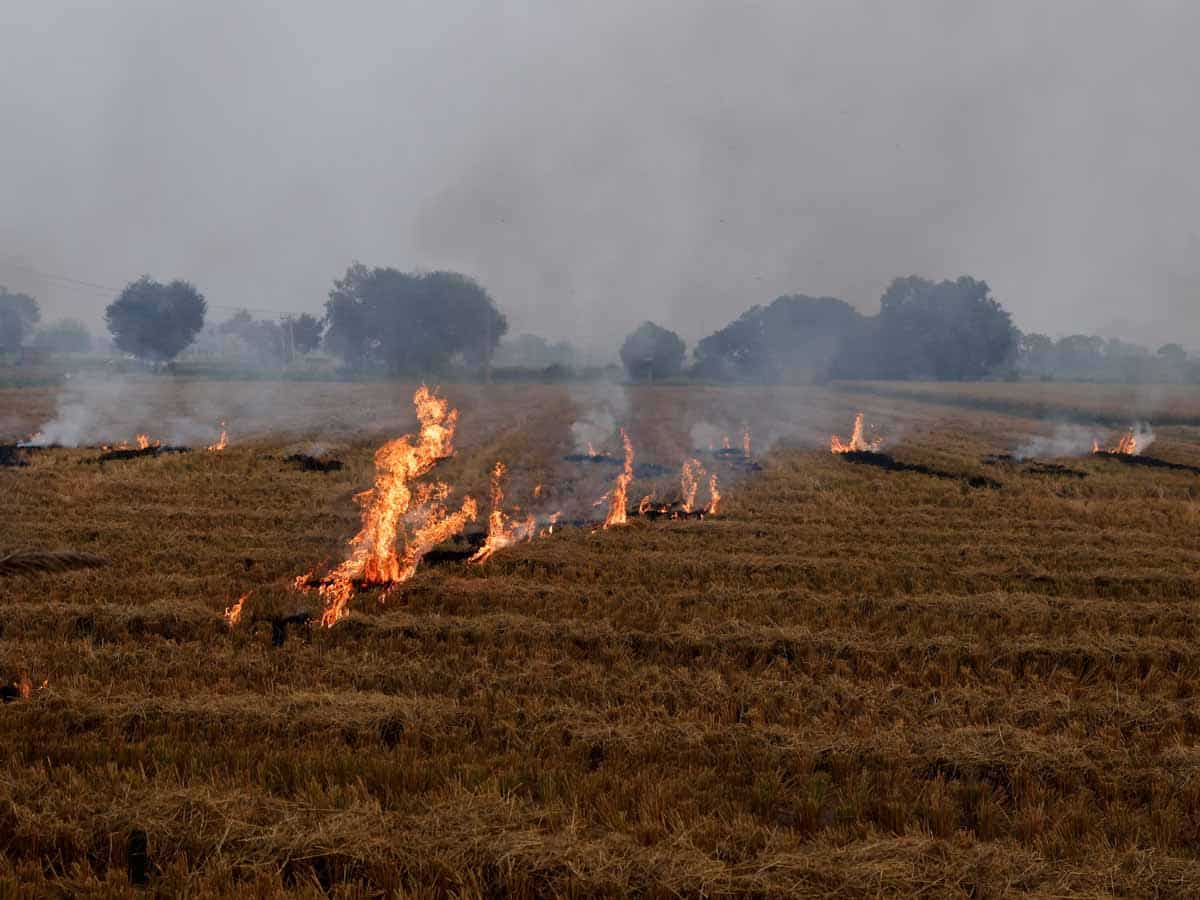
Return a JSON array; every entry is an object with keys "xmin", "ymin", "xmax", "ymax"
[
  {"xmin": 1012, "ymin": 424, "xmax": 1096, "ymax": 461},
  {"xmin": 4, "ymin": 3, "xmax": 1200, "ymax": 349},
  {"xmin": 1013, "ymin": 421, "xmax": 1156, "ymax": 460},
  {"xmin": 567, "ymin": 381, "xmax": 629, "ymax": 454},
  {"xmin": 23, "ymin": 372, "xmax": 297, "ymax": 447}
]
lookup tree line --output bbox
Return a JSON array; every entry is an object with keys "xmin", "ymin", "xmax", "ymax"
[{"xmin": 2, "ymin": 268, "xmax": 1196, "ymax": 383}]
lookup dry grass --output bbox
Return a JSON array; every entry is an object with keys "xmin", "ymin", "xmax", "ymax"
[{"xmin": 3, "ymin": 380, "xmax": 1200, "ymax": 896}]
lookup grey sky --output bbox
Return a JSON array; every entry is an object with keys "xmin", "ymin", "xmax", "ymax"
[{"xmin": 2, "ymin": 0, "xmax": 1198, "ymax": 352}]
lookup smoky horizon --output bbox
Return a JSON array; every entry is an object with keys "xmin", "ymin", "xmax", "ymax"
[{"xmin": 2, "ymin": 0, "xmax": 1198, "ymax": 354}]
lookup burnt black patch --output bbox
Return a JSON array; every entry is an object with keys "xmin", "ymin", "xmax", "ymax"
[
  {"xmin": 283, "ymin": 453, "xmax": 344, "ymax": 473},
  {"xmin": 1094, "ymin": 453, "xmax": 1200, "ymax": 475},
  {"xmin": 840, "ymin": 451, "xmax": 1000, "ymax": 489},
  {"xmin": 0, "ymin": 444, "xmax": 28, "ymax": 467},
  {"xmin": 93, "ymin": 446, "xmax": 190, "ymax": 463}
]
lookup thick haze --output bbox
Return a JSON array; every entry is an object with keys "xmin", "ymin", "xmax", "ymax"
[{"xmin": 2, "ymin": 1, "xmax": 1198, "ymax": 354}]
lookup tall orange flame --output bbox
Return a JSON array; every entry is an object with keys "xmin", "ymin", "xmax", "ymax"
[
  {"xmin": 311, "ymin": 386, "xmax": 477, "ymax": 626},
  {"xmin": 831, "ymin": 413, "xmax": 882, "ymax": 454},
  {"xmin": 680, "ymin": 458, "xmax": 704, "ymax": 513},
  {"xmin": 707, "ymin": 473, "xmax": 721, "ymax": 515},
  {"xmin": 470, "ymin": 461, "xmax": 538, "ymax": 564},
  {"xmin": 602, "ymin": 429, "xmax": 634, "ymax": 528},
  {"xmin": 135, "ymin": 434, "xmax": 160, "ymax": 450},
  {"xmin": 207, "ymin": 423, "xmax": 229, "ymax": 452},
  {"xmin": 225, "ymin": 591, "xmax": 249, "ymax": 627}
]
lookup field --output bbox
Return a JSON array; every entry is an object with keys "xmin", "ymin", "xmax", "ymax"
[{"xmin": 3, "ymin": 379, "xmax": 1200, "ymax": 897}]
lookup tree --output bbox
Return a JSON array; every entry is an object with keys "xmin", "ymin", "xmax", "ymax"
[
  {"xmin": 0, "ymin": 287, "xmax": 40, "ymax": 352},
  {"xmin": 32, "ymin": 318, "xmax": 92, "ymax": 353},
  {"xmin": 323, "ymin": 263, "xmax": 507, "ymax": 374},
  {"xmin": 290, "ymin": 313, "xmax": 324, "ymax": 354},
  {"xmin": 105, "ymin": 276, "xmax": 206, "ymax": 363},
  {"xmin": 861, "ymin": 276, "xmax": 1018, "ymax": 379},
  {"xmin": 620, "ymin": 321, "xmax": 686, "ymax": 382},
  {"xmin": 217, "ymin": 309, "xmax": 287, "ymax": 366},
  {"xmin": 694, "ymin": 294, "xmax": 863, "ymax": 382},
  {"xmin": 1157, "ymin": 343, "xmax": 1188, "ymax": 367}
]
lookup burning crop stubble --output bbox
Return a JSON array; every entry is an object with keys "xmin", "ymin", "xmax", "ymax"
[{"xmin": 4, "ymin": 380, "xmax": 1200, "ymax": 895}]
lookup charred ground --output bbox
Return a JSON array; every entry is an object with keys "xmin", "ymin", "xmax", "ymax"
[{"xmin": 2, "ymin": 381, "xmax": 1200, "ymax": 896}]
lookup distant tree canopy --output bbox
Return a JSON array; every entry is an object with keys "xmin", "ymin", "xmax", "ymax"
[
  {"xmin": 32, "ymin": 318, "xmax": 91, "ymax": 353},
  {"xmin": 856, "ymin": 276, "xmax": 1018, "ymax": 379},
  {"xmin": 290, "ymin": 313, "xmax": 324, "ymax": 354},
  {"xmin": 620, "ymin": 321, "xmax": 686, "ymax": 382},
  {"xmin": 493, "ymin": 333, "xmax": 577, "ymax": 370},
  {"xmin": 692, "ymin": 277, "xmax": 1018, "ymax": 383},
  {"xmin": 217, "ymin": 309, "xmax": 288, "ymax": 366},
  {"xmin": 1017, "ymin": 332, "xmax": 1194, "ymax": 382},
  {"xmin": 0, "ymin": 287, "xmax": 40, "ymax": 352},
  {"xmin": 693, "ymin": 295, "xmax": 864, "ymax": 382},
  {"xmin": 324, "ymin": 264, "xmax": 507, "ymax": 374},
  {"xmin": 105, "ymin": 276, "xmax": 206, "ymax": 363}
]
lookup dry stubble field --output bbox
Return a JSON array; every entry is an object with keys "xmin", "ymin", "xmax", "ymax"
[{"xmin": 3, "ymin": 379, "xmax": 1200, "ymax": 897}]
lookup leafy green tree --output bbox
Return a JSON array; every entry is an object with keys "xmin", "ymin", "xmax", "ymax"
[
  {"xmin": 620, "ymin": 321, "xmax": 686, "ymax": 382},
  {"xmin": 105, "ymin": 276, "xmax": 206, "ymax": 363},
  {"xmin": 0, "ymin": 287, "xmax": 40, "ymax": 352}
]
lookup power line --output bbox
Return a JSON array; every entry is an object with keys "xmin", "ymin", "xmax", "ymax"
[{"xmin": 0, "ymin": 255, "xmax": 305, "ymax": 317}]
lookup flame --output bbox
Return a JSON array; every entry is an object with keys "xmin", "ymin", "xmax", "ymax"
[
  {"xmin": 1094, "ymin": 431, "xmax": 1139, "ymax": 455},
  {"xmin": 742, "ymin": 428, "xmax": 751, "ymax": 457},
  {"xmin": 470, "ymin": 461, "xmax": 539, "ymax": 564},
  {"xmin": 602, "ymin": 429, "xmax": 634, "ymax": 528},
  {"xmin": 533, "ymin": 483, "xmax": 543, "ymax": 499},
  {"xmin": 135, "ymin": 433, "xmax": 160, "ymax": 450},
  {"xmin": 637, "ymin": 494, "xmax": 654, "ymax": 515},
  {"xmin": 707, "ymin": 473, "xmax": 721, "ymax": 515},
  {"xmin": 722, "ymin": 435, "xmax": 732, "ymax": 450},
  {"xmin": 681, "ymin": 458, "xmax": 704, "ymax": 513},
  {"xmin": 830, "ymin": 413, "xmax": 882, "ymax": 454},
  {"xmin": 224, "ymin": 592, "xmax": 249, "ymax": 627},
  {"xmin": 308, "ymin": 386, "xmax": 477, "ymax": 627},
  {"xmin": 207, "ymin": 423, "xmax": 228, "ymax": 452},
  {"xmin": 18, "ymin": 673, "xmax": 31, "ymax": 700}
]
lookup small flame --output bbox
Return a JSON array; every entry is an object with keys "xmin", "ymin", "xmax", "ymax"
[
  {"xmin": 1094, "ymin": 431, "xmax": 1140, "ymax": 456},
  {"xmin": 742, "ymin": 427, "xmax": 751, "ymax": 457},
  {"xmin": 602, "ymin": 429, "xmax": 634, "ymax": 528},
  {"xmin": 637, "ymin": 494, "xmax": 654, "ymax": 515},
  {"xmin": 831, "ymin": 413, "xmax": 882, "ymax": 454},
  {"xmin": 306, "ymin": 386, "xmax": 477, "ymax": 627},
  {"xmin": 469, "ymin": 461, "xmax": 539, "ymax": 565},
  {"xmin": 135, "ymin": 434, "xmax": 160, "ymax": 450},
  {"xmin": 18, "ymin": 673, "xmax": 32, "ymax": 700},
  {"xmin": 722, "ymin": 435, "xmax": 732, "ymax": 450},
  {"xmin": 707, "ymin": 473, "xmax": 721, "ymax": 515},
  {"xmin": 225, "ymin": 591, "xmax": 249, "ymax": 627},
  {"xmin": 207, "ymin": 422, "xmax": 229, "ymax": 452},
  {"xmin": 533, "ymin": 483, "xmax": 543, "ymax": 499}
]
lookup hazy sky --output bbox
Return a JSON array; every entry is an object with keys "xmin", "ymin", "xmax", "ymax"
[{"xmin": 2, "ymin": 0, "xmax": 1198, "ymax": 352}]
